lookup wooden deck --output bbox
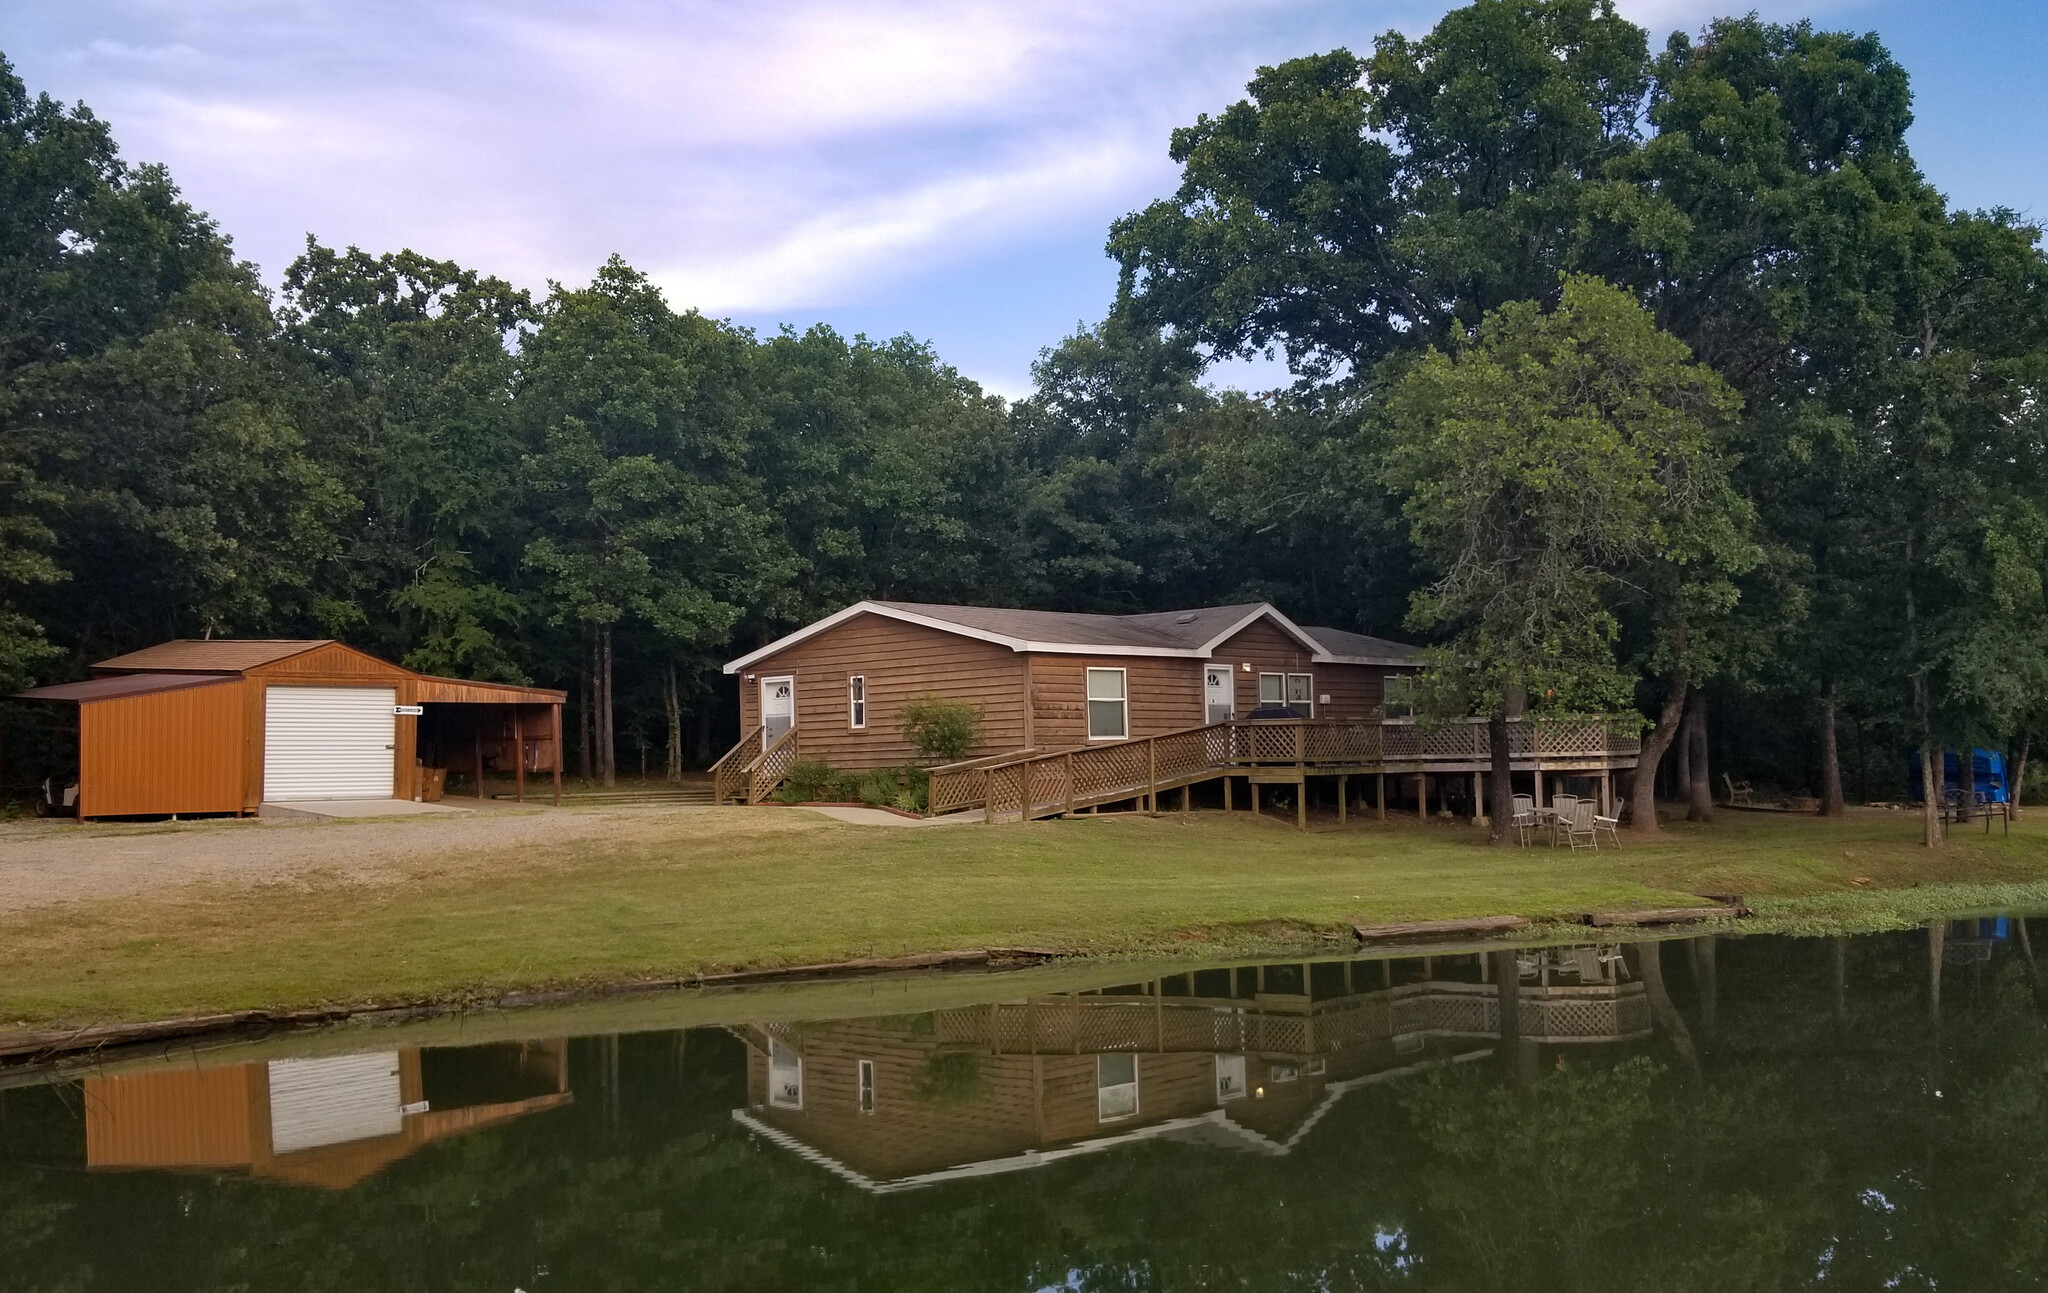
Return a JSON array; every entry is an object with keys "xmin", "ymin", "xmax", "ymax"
[{"xmin": 927, "ymin": 717, "xmax": 1641, "ymax": 826}]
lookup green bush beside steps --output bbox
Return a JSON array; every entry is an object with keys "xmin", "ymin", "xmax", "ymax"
[{"xmin": 773, "ymin": 760, "xmax": 929, "ymax": 814}]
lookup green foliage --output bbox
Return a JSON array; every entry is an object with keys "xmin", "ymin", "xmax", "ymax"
[
  {"xmin": 772, "ymin": 759, "xmax": 927, "ymax": 811},
  {"xmin": 897, "ymin": 695, "xmax": 983, "ymax": 764},
  {"xmin": 1383, "ymin": 276, "xmax": 1751, "ymax": 715}
]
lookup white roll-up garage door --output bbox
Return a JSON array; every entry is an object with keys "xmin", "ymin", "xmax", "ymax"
[
  {"xmin": 263, "ymin": 686, "xmax": 396, "ymax": 801},
  {"xmin": 267, "ymin": 1053, "xmax": 404, "ymax": 1155}
]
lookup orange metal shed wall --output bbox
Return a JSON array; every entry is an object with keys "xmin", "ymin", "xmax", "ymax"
[
  {"xmin": 85, "ymin": 1065, "xmax": 261, "ymax": 1170},
  {"xmin": 80, "ymin": 681, "xmax": 249, "ymax": 817}
]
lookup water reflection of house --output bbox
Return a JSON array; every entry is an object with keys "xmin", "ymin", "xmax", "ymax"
[
  {"xmin": 733, "ymin": 951, "xmax": 1650, "ymax": 1192},
  {"xmin": 83, "ymin": 1041, "xmax": 571, "ymax": 1189}
]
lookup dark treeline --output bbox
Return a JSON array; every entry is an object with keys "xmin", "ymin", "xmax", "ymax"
[{"xmin": 3, "ymin": 0, "xmax": 2046, "ymax": 808}]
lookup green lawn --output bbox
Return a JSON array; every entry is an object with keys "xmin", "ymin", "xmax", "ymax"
[{"xmin": 5, "ymin": 805, "xmax": 2047, "ymax": 1030}]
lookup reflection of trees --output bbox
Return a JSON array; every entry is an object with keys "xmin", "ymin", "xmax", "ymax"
[{"xmin": 6, "ymin": 930, "xmax": 2048, "ymax": 1289}]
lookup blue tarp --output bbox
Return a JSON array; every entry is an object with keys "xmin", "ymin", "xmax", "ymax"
[{"xmin": 1907, "ymin": 747, "xmax": 2009, "ymax": 803}]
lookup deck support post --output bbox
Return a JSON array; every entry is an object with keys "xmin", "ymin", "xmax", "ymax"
[
  {"xmin": 1297, "ymin": 777, "xmax": 1307, "ymax": 831},
  {"xmin": 1224, "ymin": 775, "xmax": 1233, "ymax": 812},
  {"xmin": 1472, "ymin": 770, "xmax": 1484, "ymax": 825},
  {"xmin": 1533, "ymin": 766, "xmax": 1545, "ymax": 809},
  {"xmin": 1065, "ymin": 752, "xmax": 1075, "ymax": 817},
  {"xmin": 1252, "ymin": 782, "xmax": 1261, "ymax": 816},
  {"xmin": 1339, "ymin": 775, "xmax": 1348, "ymax": 825},
  {"xmin": 1416, "ymin": 773, "xmax": 1427, "ymax": 822},
  {"xmin": 1599, "ymin": 769, "xmax": 1612, "ymax": 816},
  {"xmin": 1182, "ymin": 784, "xmax": 1191, "ymax": 813},
  {"xmin": 1377, "ymin": 773, "xmax": 1386, "ymax": 821},
  {"xmin": 1147, "ymin": 741, "xmax": 1158, "ymax": 816}
]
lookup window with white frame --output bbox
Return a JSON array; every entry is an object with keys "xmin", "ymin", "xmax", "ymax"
[
  {"xmin": 1086, "ymin": 668, "xmax": 1128, "ymax": 740},
  {"xmin": 1384, "ymin": 674, "xmax": 1417, "ymax": 719},
  {"xmin": 1258, "ymin": 673, "xmax": 1285, "ymax": 706},
  {"xmin": 858, "ymin": 1059, "xmax": 875, "ymax": 1113},
  {"xmin": 1097, "ymin": 1052, "xmax": 1138, "ymax": 1121},
  {"xmin": 1286, "ymin": 673, "xmax": 1314, "ymax": 716},
  {"xmin": 768, "ymin": 1039, "xmax": 803, "ymax": 1109},
  {"xmin": 848, "ymin": 675, "xmax": 867, "ymax": 729},
  {"xmin": 1215, "ymin": 1054, "xmax": 1247, "ymax": 1103}
]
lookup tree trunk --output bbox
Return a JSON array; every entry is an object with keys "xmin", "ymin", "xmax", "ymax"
[
  {"xmin": 1686, "ymin": 690, "xmax": 1713, "ymax": 823},
  {"xmin": 693, "ymin": 706, "xmax": 712, "ymax": 765},
  {"xmin": 2012, "ymin": 735, "xmax": 2029, "ymax": 822},
  {"xmin": 577, "ymin": 637, "xmax": 593, "ymax": 782},
  {"xmin": 1631, "ymin": 677, "xmax": 1688, "ymax": 834},
  {"xmin": 663, "ymin": 663, "xmax": 684, "ymax": 782},
  {"xmin": 598, "ymin": 624, "xmax": 616, "ymax": 788},
  {"xmin": 1674, "ymin": 701, "xmax": 1692, "ymax": 808},
  {"xmin": 1906, "ymin": 532, "xmax": 1940, "ymax": 849},
  {"xmin": 1820, "ymin": 692, "xmax": 1846, "ymax": 816},
  {"xmin": 1488, "ymin": 711, "xmax": 1514, "ymax": 846}
]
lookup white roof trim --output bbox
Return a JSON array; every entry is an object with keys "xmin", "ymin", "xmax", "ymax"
[{"xmin": 726, "ymin": 601, "xmax": 1387, "ymax": 674}]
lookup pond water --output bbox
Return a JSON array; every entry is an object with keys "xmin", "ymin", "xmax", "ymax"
[{"xmin": 5, "ymin": 921, "xmax": 2047, "ymax": 1290}]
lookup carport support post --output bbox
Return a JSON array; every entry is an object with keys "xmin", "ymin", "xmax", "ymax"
[
  {"xmin": 552, "ymin": 704, "xmax": 563, "ymax": 806},
  {"xmin": 513, "ymin": 705, "xmax": 526, "ymax": 803}
]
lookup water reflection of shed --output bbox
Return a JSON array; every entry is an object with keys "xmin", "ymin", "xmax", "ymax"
[
  {"xmin": 82, "ymin": 1041, "xmax": 571, "ymax": 1189},
  {"xmin": 733, "ymin": 951, "xmax": 1649, "ymax": 1192}
]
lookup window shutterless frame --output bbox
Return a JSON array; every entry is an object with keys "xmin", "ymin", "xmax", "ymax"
[
  {"xmin": 858, "ymin": 1059, "xmax": 875, "ymax": 1113},
  {"xmin": 1085, "ymin": 667, "xmax": 1128, "ymax": 740},
  {"xmin": 1384, "ymin": 674, "xmax": 1416, "ymax": 720},
  {"xmin": 1097, "ymin": 1052, "xmax": 1138, "ymax": 1121},
  {"xmin": 1286, "ymin": 673, "xmax": 1314, "ymax": 717},
  {"xmin": 1258, "ymin": 672, "xmax": 1285, "ymax": 706},
  {"xmin": 848, "ymin": 675, "xmax": 866, "ymax": 729}
]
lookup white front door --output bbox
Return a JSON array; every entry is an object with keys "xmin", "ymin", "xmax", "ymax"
[
  {"xmin": 761, "ymin": 676, "xmax": 794, "ymax": 746},
  {"xmin": 263, "ymin": 686, "xmax": 397, "ymax": 800},
  {"xmin": 1204, "ymin": 664, "xmax": 1235, "ymax": 723}
]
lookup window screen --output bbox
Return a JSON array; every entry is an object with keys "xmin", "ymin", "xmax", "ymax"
[{"xmin": 1258, "ymin": 673, "xmax": 1285, "ymax": 705}]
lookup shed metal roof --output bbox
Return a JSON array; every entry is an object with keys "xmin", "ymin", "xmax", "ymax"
[{"xmin": 91, "ymin": 640, "xmax": 338, "ymax": 674}]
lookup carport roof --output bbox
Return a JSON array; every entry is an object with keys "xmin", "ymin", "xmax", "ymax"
[{"xmin": 13, "ymin": 673, "xmax": 239, "ymax": 703}]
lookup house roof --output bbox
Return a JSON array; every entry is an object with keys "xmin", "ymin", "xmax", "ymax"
[
  {"xmin": 724, "ymin": 600, "xmax": 1418, "ymax": 674},
  {"xmin": 91, "ymin": 639, "xmax": 338, "ymax": 674},
  {"xmin": 1299, "ymin": 626, "xmax": 1421, "ymax": 666},
  {"xmin": 12, "ymin": 673, "xmax": 240, "ymax": 704}
]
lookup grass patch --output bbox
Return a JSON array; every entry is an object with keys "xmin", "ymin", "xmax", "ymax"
[{"xmin": 3, "ymin": 806, "xmax": 2045, "ymax": 1029}]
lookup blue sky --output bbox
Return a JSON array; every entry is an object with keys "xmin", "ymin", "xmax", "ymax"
[{"xmin": 6, "ymin": 1, "xmax": 2043, "ymax": 397}]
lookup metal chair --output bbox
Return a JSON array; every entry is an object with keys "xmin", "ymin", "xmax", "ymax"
[
  {"xmin": 1592, "ymin": 803, "xmax": 1622, "ymax": 848},
  {"xmin": 1558, "ymin": 800, "xmax": 1597, "ymax": 850},
  {"xmin": 1547, "ymin": 794, "xmax": 1579, "ymax": 846},
  {"xmin": 1511, "ymin": 793, "xmax": 1538, "ymax": 846}
]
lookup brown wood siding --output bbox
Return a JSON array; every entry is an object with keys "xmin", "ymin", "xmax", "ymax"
[
  {"xmin": 1208, "ymin": 621, "xmax": 1414, "ymax": 719},
  {"xmin": 735, "ymin": 613, "xmax": 1027, "ymax": 770},
  {"xmin": 79, "ymin": 680, "xmax": 247, "ymax": 818},
  {"xmin": 1024, "ymin": 654, "xmax": 1202, "ymax": 746},
  {"xmin": 246, "ymin": 643, "xmax": 414, "ymax": 680}
]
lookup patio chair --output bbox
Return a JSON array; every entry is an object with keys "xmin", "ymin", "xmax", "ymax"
[
  {"xmin": 1572, "ymin": 946, "xmax": 1604, "ymax": 981},
  {"xmin": 1547, "ymin": 794, "xmax": 1579, "ymax": 845},
  {"xmin": 1511, "ymin": 794, "xmax": 1538, "ymax": 846},
  {"xmin": 1592, "ymin": 803, "xmax": 1622, "ymax": 848},
  {"xmin": 1558, "ymin": 800, "xmax": 1597, "ymax": 851}
]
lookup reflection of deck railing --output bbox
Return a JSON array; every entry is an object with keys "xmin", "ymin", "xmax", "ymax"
[
  {"xmin": 710, "ymin": 725, "xmax": 801, "ymax": 805},
  {"xmin": 930, "ymin": 717, "xmax": 1642, "ymax": 822},
  {"xmin": 929, "ymin": 981, "xmax": 1651, "ymax": 1056}
]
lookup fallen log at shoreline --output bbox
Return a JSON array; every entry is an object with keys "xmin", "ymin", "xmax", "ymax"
[
  {"xmin": 1583, "ymin": 905, "xmax": 1748, "ymax": 927},
  {"xmin": 1352, "ymin": 915, "xmax": 1530, "ymax": 942}
]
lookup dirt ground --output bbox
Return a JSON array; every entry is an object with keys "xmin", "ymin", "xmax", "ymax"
[{"xmin": 0, "ymin": 803, "xmax": 771, "ymax": 915}]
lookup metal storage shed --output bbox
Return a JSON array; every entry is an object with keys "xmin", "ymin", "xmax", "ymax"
[{"xmin": 13, "ymin": 640, "xmax": 566, "ymax": 820}]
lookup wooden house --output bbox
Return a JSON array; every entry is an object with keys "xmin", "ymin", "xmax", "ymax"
[
  {"xmin": 721, "ymin": 600, "xmax": 1421, "ymax": 770},
  {"xmin": 12, "ymin": 639, "xmax": 565, "ymax": 819}
]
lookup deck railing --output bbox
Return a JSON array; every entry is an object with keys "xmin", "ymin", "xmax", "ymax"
[
  {"xmin": 932, "ymin": 716, "xmax": 1641, "ymax": 822},
  {"xmin": 749, "ymin": 726, "xmax": 800, "ymax": 804},
  {"xmin": 711, "ymin": 724, "xmax": 766, "ymax": 804}
]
